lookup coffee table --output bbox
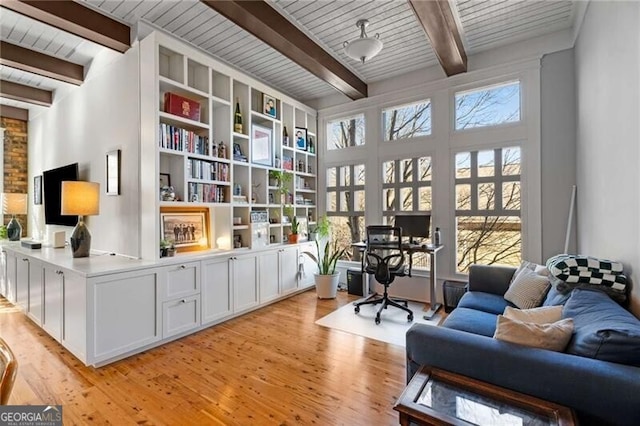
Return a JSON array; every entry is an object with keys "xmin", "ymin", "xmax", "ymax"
[{"xmin": 394, "ymin": 366, "xmax": 577, "ymax": 426}]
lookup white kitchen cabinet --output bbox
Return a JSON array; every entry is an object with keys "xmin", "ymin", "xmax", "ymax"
[
  {"xmin": 27, "ymin": 259, "xmax": 44, "ymax": 325},
  {"xmin": 2, "ymin": 249, "xmax": 16, "ymax": 302},
  {"xmin": 15, "ymin": 255, "xmax": 29, "ymax": 310},
  {"xmin": 61, "ymin": 270, "xmax": 86, "ymax": 361},
  {"xmin": 159, "ymin": 261, "xmax": 200, "ymax": 300},
  {"xmin": 42, "ymin": 265, "xmax": 63, "ymax": 341},
  {"xmin": 201, "ymin": 256, "xmax": 232, "ymax": 325},
  {"xmin": 162, "ymin": 295, "xmax": 200, "ymax": 338},
  {"xmin": 279, "ymin": 246, "xmax": 299, "ymax": 295},
  {"xmin": 232, "ymin": 254, "xmax": 258, "ymax": 312},
  {"xmin": 91, "ymin": 269, "xmax": 161, "ymax": 363},
  {"xmin": 298, "ymin": 242, "xmax": 319, "ymax": 289},
  {"xmin": 258, "ymin": 250, "xmax": 280, "ymax": 303}
]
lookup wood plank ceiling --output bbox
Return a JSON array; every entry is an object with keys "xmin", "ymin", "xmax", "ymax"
[{"xmin": 2, "ymin": 0, "xmax": 580, "ymax": 112}]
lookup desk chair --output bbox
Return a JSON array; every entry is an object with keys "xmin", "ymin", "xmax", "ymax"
[
  {"xmin": 0, "ymin": 338, "xmax": 17, "ymax": 405},
  {"xmin": 354, "ymin": 226, "xmax": 414, "ymax": 324}
]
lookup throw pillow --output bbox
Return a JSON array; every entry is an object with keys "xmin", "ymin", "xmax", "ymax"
[
  {"xmin": 563, "ymin": 288, "xmax": 640, "ymax": 366},
  {"xmin": 511, "ymin": 260, "xmax": 549, "ymax": 284},
  {"xmin": 494, "ymin": 316, "xmax": 574, "ymax": 352},
  {"xmin": 504, "ymin": 268, "xmax": 551, "ymax": 309},
  {"xmin": 504, "ymin": 305, "xmax": 563, "ymax": 324}
]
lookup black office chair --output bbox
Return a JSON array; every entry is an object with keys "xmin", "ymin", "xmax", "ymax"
[{"xmin": 354, "ymin": 226, "xmax": 414, "ymax": 324}]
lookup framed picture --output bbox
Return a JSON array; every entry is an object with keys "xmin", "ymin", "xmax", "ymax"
[
  {"xmin": 263, "ymin": 93, "xmax": 276, "ymax": 117},
  {"xmin": 159, "ymin": 173, "xmax": 171, "ymax": 187},
  {"xmin": 251, "ymin": 124, "xmax": 273, "ymax": 166},
  {"xmin": 106, "ymin": 149, "xmax": 121, "ymax": 195},
  {"xmin": 295, "ymin": 127, "xmax": 308, "ymax": 151},
  {"xmin": 34, "ymin": 175, "xmax": 42, "ymax": 205},
  {"xmin": 160, "ymin": 207, "xmax": 209, "ymax": 251}
]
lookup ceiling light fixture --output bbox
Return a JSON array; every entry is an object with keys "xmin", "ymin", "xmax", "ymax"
[{"xmin": 343, "ymin": 19, "xmax": 383, "ymax": 64}]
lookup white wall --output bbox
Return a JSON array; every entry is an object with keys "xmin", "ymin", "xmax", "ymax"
[
  {"xmin": 540, "ymin": 49, "xmax": 577, "ymax": 259},
  {"xmin": 28, "ymin": 45, "xmax": 141, "ymax": 257},
  {"xmin": 575, "ymin": 2, "xmax": 640, "ymax": 316}
]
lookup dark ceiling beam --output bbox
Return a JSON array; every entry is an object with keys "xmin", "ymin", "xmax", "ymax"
[
  {"xmin": 0, "ymin": 0, "xmax": 130, "ymax": 53},
  {"xmin": 201, "ymin": 0, "xmax": 367, "ymax": 100},
  {"xmin": 0, "ymin": 41, "xmax": 84, "ymax": 85},
  {"xmin": 0, "ymin": 79, "xmax": 52, "ymax": 106},
  {"xmin": 0, "ymin": 104, "xmax": 28, "ymax": 121},
  {"xmin": 408, "ymin": 0, "xmax": 467, "ymax": 76}
]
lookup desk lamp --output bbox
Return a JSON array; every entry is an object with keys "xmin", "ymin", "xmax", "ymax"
[
  {"xmin": 61, "ymin": 181, "xmax": 100, "ymax": 258},
  {"xmin": 2, "ymin": 193, "xmax": 27, "ymax": 241}
]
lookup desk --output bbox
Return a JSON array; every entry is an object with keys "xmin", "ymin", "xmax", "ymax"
[{"xmin": 351, "ymin": 242, "xmax": 443, "ymax": 320}]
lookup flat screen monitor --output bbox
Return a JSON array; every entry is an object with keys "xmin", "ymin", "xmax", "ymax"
[
  {"xmin": 43, "ymin": 163, "xmax": 79, "ymax": 226},
  {"xmin": 394, "ymin": 214, "xmax": 431, "ymax": 242}
]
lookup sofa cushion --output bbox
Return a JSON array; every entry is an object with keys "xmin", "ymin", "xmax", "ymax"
[
  {"xmin": 442, "ymin": 307, "xmax": 498, "ymax": 337},
  {"xmin": 563, "ymin": 288, "xmax": 640, "ymax": 366},
  {"xmin": 494, "ymin": 316, "xmax": 574, "ymax": 352},
  {"xmin": 504, "ymin": 305, "xmax": 563, "ymax": 324},
  {"xmin": 458, "ymin": 292, "xmax": 514, "ymax": 315},
  {"xmin": 504, "ymin": 268, "xmax": 550, "ymax": 309},
  {"xmin": 542, "ymin": 278, "xmax": 572, "ymax": 306}
]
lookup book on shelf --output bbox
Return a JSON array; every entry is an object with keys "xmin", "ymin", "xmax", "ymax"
[
  {"xmin": 188, "ymin": 182, "xmax": 225, "ymax": 203},
  {"xmin": 187, "ymin": 159, "xmax": 229, "ymax": 181},
  {"xmin": 159, "ymin": 123, "xmax": 208, "ymax": 154}
]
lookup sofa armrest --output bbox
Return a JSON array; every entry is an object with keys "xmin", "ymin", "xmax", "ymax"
[
  {"xmin": 406, "ymin": 324, "xmax": 640, "ymax": 425},
  {"xmin": 467, "ymin": 264, "xmax": 516, "ymax": 295}
]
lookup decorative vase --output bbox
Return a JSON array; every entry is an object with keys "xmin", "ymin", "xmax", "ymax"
[
  {"xmin": 288, "ymin": 233, "xmax": 300, "ymax": 244},
  {"xmin": 315, "ymin": 273, "xmax": 340, "ymax": 299}
]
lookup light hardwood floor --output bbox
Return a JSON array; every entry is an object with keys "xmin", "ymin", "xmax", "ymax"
[{"xmin": 0, "ymin": 290, "xmax": 407, "ymax": 425}]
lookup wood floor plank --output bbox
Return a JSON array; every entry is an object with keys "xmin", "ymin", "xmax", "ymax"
[{"xmin": 0, "ymin": 290, "xmax": 407, "ymax": 425}]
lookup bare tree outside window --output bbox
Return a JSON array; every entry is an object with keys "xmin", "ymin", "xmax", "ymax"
[
  {"xmin": 327, "ymin": 115, "xmax": 365, "ymax": 150},
  {"xmin": 455, "ymin": 81, "xmax": 520, "ymax": 130},
  {"xmin": 383, "ymin": 100, "xmax": 431, "ymax": 141}
]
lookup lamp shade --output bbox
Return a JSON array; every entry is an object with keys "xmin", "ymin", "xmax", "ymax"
[
  {"xmin": 2, "ymin": 193, "xmax": 27, "ymax": 215},
  {"xmin": 61, "ymin": 181, "xmax": 100, "ymax": 216}
]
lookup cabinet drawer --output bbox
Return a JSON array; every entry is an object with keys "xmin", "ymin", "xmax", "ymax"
[
  {"xmin": 162, "ymin": 295, "xmax": 200, "ymax": 338},
  {"xmin": 161, "ymin": 262, "xmax": 200, "ymax": 300}
]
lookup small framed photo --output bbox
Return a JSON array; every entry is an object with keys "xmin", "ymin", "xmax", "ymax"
[
  {"xmin": 160, "ymin": 207, "xmax": 210, "ymax": 251},
  {"xmin": 159, "ymin": 173, "xmax": 171, "ymax": 187},
  {"xmin": 295, "ymin": 127, "xmax": 308, "ymax": 151},
  {"xmin": 251, "ymin": 124, "xmax": 273, "ymax": 166},
  {"xmin": 106, "ymin": 149, "xmax": 121, "ymax": 195},
  {"xmin": 263, "ymin": 93, "xmax": 276, "ymax": 117},
  {"xmin": 34, "ymin": 175, "xmax": 42, "ymax": 205}
]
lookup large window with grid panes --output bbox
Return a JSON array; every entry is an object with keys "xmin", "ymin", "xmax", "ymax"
[{"xmin": 320, "ymin": 63, "xmax": 539, "ymax": 278}]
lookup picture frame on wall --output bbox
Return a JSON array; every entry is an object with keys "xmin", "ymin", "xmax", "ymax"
[
  {"xmin": 263, "ymin": 93, "xmax": 276, "ymax": 117},
  {"xmin": 106, "ymin": 149, "xmax": 121, "ymax": 195},
  {"xmin": 34, "ymin": 175, "xmax": 42, "ymax": 205},
  {"xmin": 159, "ymin": 173, "xmax": 171, "ymax": 187},
  {"xmin": 251, "ymin": 124, "xmax": 273, "ymax": 166},
  {"xmin": 295, "ymin": 127, "xmax": 308, "ymax": 151},
  {"xmin": 160, "ymin": 209, "xmax": 209, "ymax": 251}
]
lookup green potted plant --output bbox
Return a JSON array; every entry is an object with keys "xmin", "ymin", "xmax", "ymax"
[
  {"xmin": 160, "ymin": 239, "xmax": 169, "ymax": 257},
  {"xmin": 309, "ymin": 215, "xmax": 330, "ymax": 241},
  {"xmin": 269, "ymin": 170, "xmax": 293, "ymax": 203},
  {"xmin": 166, "ymin": 242, "xmax": 176, "ymax": 257},
  {"xmin": 288, "ymin": 215, "xmax": 300, "ymax": 244},
  {"xmin": 304, "ymin": 239, "xmax": 347, "ymax": 299}
]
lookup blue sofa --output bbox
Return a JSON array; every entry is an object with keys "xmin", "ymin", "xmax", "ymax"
[{"xmin": 406, "ymin": 264, "xmax": 640, "ymax": 425}]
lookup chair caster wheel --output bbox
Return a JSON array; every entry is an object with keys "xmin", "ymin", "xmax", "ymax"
[
  {"xmin": 375, "ymin": 316, "xmax": 381, "ymax": 325},
  {"xmin": 408, "ymin": 314, "xmax": 414, "ymax": 322},
  {"xmin": 354, "ymin": 306, "xmax": 360, "ymax": 314}
]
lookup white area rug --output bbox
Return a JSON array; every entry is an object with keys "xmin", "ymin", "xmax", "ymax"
[{"xmin": 315, "ymin": 300, "xmax": 441, "ymax": 347}]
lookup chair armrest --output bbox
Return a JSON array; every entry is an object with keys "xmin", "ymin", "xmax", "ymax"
[
  {"xmin": 467, "ymin": 264, "xmax": 516, "ymax": 295},
  {"xmin": 406, "ymin": 325, "xmax": 640, "ymax": 425}
]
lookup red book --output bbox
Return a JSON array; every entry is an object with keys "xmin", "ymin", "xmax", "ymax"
[{"xmin": 164, "ymin": 92, "xmax": 201, "ymax": 122}]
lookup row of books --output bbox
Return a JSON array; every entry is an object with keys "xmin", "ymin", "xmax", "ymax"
[
  {"xmin": 187, "ymin": 159, "xmax": 229, "ymax": 182},
  {"xmin": 159, "ymin": 123, "xmax": 209, "ymax": 155},
  {"xmin": 188, "ymin": 182, "xmax": 226, "ymax": 203}
]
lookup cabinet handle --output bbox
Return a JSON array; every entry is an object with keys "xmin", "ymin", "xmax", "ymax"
[
  {"xmin": 181, "ymin": 299, "xmax": 187, "ymax": 303},
  {"xmin": 22, "ymin": 258, "xmax": 28, "ymax": 262},
  {"xmin": 56, "ymin": 270, "xmax": 63, "ymax": 275},
  {"xmin": 180, "ymin": 265, "xmax": 186, "ymax": 269}
]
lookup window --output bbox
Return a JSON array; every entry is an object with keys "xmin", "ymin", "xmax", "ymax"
[
  {"xmin": 455, "ymin": 81, "xmax": 521, "ymax": 130},
  {"xmin": 382, "ymin": 100, "xmax": 431, "ymax": 141},
  {"xmin": 326, "ymin": 164, "xmax": 366, "ymax": 258},
  {"xmin": 455, "ymin": 147, "xmax": 522, "ymax": 273},
  {"xmin": 382, "ymin": 156, "xmax": 432, "ymax": 268},
  {"xmin": 326, "ymin": 115, "xmax": 365, "ymax": 150}
]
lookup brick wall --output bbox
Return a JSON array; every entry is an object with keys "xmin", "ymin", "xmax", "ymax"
[{"xmin": 2, "ymin": 117, "xmax": 28, "ymax": 236}]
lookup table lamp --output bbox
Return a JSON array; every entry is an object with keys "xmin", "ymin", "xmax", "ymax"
[
  {"xmin": 61, "ymin": 181, "xmax": 100, "ymax": 258},
  {"xmin": 2, "ymin": 193, "xmax": 27, "ymax": 241}
]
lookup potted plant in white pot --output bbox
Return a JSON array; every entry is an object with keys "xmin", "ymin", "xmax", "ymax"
[{"xmin": 304, "ymin": 238, "xmax": 347, "ymax": 299}]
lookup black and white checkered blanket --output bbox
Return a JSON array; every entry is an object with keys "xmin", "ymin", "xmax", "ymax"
[{"xmin": 546, "ymin": 254, "xmax": 627, "ymax": 292}]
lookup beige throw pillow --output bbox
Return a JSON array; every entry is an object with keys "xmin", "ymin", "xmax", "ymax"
[
  {"xmin": 504, "ymin": 268, "xmax": 551, "ymax": 309},
  {"xmin": 494, "ymin": 316, "xmax": 574, "ymax": 352},
  {"xmin": 503, "ymin": 306, "xmax": 563, "ymax": 324},
  {"xmin": 511, "ymin": 260, "xmax": 549, "ymax": 283}
]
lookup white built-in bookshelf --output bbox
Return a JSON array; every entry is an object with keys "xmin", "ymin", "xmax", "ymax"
[{"xmin": 140, "ymin": 32, "xmax": 317, "ymax": 260}]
